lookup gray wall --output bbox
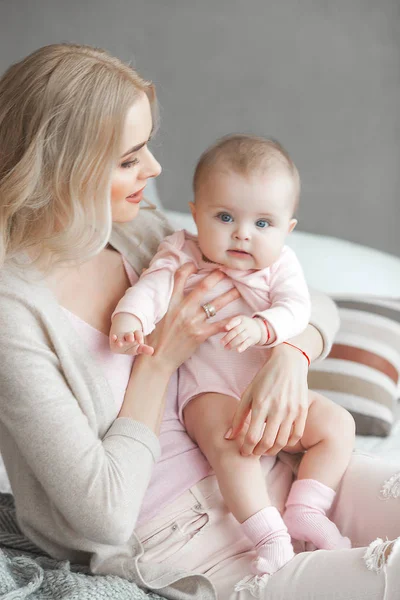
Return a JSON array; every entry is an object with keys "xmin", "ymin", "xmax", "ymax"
[{"xmin": 1, "ymin": 0, "xmax": 399, "ymax": 256}]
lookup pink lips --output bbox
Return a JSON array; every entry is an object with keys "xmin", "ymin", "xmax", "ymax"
[
  {"xmin": 228, "ymin": 249, "xmax": 251, "ymax": 257},
  {"xmin": 126, "ymin": 186, "xmax": 145, "ymax": 204}
]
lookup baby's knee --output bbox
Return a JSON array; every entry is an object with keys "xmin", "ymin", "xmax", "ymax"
[
  {"xmin": 325, "ymin": 403, "xmax": 356, "ymax": 447},
  {"xmin": 310, "ymin": 393, "xmax": 356, "ymax": 446}
]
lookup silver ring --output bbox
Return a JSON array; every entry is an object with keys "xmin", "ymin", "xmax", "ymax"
[{"xmin": 202, "ymin": 303, "xmax": 217, "ymax": 319}]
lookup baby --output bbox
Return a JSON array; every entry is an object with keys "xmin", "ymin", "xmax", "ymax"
[{"xmin": 110, "ymin": 135, "xmax": 354, "ymax": 578}]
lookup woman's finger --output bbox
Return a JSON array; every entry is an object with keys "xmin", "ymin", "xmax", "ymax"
[
  {"xmin": 240, "ymin": 406, "xmax": 266, "ymax": 456},
  {"xmin": 286, "ymin": 406, "xmax": 308, "ymax": 446},
  {"xmin": 184, "ymin": 269, "xmax": 227, "ymax": 307},
  {"xmin": 202, "ymin": 286, "xmax": 240, "ymax": 319},
  {"xmin": 261, "ymin": 415, "xmax": 294, "ymax": 456},
  {"xmin": 169, "ymin": 263, "xmax": 198, "ymax": 306},
  {"xmin": 252, "ymin": 414, "xmax": 282, "ymax": 455},
  {"xmin": 225, "ymin": 389, "xmax": 252, "ymax": 440}
]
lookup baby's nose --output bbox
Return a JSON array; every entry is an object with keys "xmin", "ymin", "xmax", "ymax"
[{"xmin": 233, "ymin": 227, "xmax": 250, "ymax": 240}]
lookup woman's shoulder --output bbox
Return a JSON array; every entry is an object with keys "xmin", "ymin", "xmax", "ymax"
[
  {"xmin": 0, "ymin": 267, "xmax": 54, "ymax": 365},
  {"xmin": 110, "ymin": 207, "xmax": 175, "ymax": 274}
]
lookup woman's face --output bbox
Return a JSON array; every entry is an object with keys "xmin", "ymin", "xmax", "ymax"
[{"xmin": 111, "ymin": 93, "xmax": 161, "ymax": 222}]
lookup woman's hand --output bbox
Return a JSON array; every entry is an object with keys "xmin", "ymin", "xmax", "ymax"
[
  {"xmin": 225, "ymin": 342, "xmax": 309, "ymax": 456},
  {"xmin": 146, "ymin": 263, "xmax": 240, "ymax": 373}
]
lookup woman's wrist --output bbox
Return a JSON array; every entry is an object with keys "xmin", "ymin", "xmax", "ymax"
[
  {"xmin": 269, "ymin": 324, "xmax": 321, "ymax": 368},
  {"xmin": 284, "ymin": 323, "xmax": 324, "ymax": 363},
  {"xmin": 118, "ymin": 353, "xmax": 173, "ymax": 434}
]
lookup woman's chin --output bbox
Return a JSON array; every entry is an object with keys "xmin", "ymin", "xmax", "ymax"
[{"xmin": 111, "ymin": 203, "xmax": 141, "ymax": 223}]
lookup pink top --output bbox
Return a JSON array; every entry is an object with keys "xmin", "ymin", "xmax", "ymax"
[
  {"xmin": 63, "ymin": 256, "xmax": 210, "ymax": 526},
  {"xmin": 114, "ymin": 230, "xmax": 311, "ymax": 346}
]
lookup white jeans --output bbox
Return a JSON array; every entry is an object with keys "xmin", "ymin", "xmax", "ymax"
[{"xmin": 136, "ymin": 452, "xmax": 400, "ymax": 600}]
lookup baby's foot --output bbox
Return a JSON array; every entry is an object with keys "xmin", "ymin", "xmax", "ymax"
[
  {"xmin": 241, "ymin": 506, "xmax": 295, "ymax": 576},
  {"xmin": 252, "ymin": 531, "xmax": 294, "ymax": 575},
  {"xmin": 283, "ymin": 505, "xmax": 351, "ymax": 550},
  {"xmin": 283, "ymin": 479, "xmax": 351, "ymax": 551}
]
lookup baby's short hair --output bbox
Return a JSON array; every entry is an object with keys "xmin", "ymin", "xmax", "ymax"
[{"xmin": 193, "ymin": 134, "xmax": 300, "ymax": 212}]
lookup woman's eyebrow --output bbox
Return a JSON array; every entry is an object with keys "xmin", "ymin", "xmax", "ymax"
[
  {"xmin": 121, "ymin": 127, "xmax": 155, "ymax": 158},
  {"xmin": 121, "ymin": 140, "xmax": 146, "ymax": 158}
]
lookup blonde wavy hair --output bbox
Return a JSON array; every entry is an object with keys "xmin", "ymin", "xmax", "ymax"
[{"xmin": 0, "ymin": 43, "xmax": 156, "ymax": 272}]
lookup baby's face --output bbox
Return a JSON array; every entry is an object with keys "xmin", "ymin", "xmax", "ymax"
[{"xmin": 190, "ymin": 170, "xmax": 297, "ymax": 270}]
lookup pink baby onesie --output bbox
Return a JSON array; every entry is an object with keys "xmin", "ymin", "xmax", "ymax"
[{"xmin": 113, "ymin": 230, "xmax": 311, "ymax": 423}]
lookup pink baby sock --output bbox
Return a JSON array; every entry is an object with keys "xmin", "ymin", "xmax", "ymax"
[
  {"xmin": 283, "ymin": 479, "xmax": 351, "ymax": 550},
  {"xmin": 241, "ymin": 506, "xmax": 295, "ymax": 576}
]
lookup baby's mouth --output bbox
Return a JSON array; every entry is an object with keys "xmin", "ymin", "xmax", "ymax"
[{"xmin": 228, "ymin": 249, "xmax": 252, "ymax": 257}]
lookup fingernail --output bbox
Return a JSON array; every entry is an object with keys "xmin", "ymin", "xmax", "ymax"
[{"xmin": 224, "ymin": 428, "xmax": 232, "ymax": 440}]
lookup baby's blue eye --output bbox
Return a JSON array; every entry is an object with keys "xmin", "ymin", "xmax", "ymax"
[
  {"xmin": 218, "ymin": 213, "xmax": 233, "ymax": 223},
  {"xmin": 256, "ymin": 219, "xmax": 269, "ymax": 229}
]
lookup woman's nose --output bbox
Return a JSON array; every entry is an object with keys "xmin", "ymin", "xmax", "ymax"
[{"xmin": 141, "ymin": 148, "xmax": 162, "ymax": 179}]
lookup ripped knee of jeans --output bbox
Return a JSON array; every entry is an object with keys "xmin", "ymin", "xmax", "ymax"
[
  {"xmin": 379, "ymin": 472, "xmax": 400, "ymax": 500},
  {"xmin": 364, "ymin": 538, "xmax": 400, "ymax": 573},
  {"xmin": 234, "ymin": 574, "xmax": 270, "ymax": 598}
]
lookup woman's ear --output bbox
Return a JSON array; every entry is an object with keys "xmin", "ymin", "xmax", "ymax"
[{"xmin": 288, "ymin": 218, "xmax": 297, "ymax": 234}]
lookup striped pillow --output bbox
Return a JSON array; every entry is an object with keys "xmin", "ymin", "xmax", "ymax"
[{"xmin": 308, "ymin": 297, "xmax": 400, "ymax": 436}]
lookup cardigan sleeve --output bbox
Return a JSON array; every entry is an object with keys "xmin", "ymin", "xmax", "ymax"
[
  {"xmin": 0, "ymin": 289, "xmax": 160, "ymax": 546},
  {"xmin": 308, "ymin": 288, "xmax": 340, "ymax": 361}
]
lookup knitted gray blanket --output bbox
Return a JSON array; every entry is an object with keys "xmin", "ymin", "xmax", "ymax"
[{"xmin": 0, "ymin": 493, "xmax": 165, "ymax": 599}]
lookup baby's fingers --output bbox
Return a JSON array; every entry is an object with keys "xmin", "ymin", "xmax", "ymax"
[
  {"xmin": 136, "ymin": 343, "xmax": 154, "ymax": 356},
  {"xmin": 236, "ymin": 338, "xmax": 253, "ymax": 353},
  {"xmin": 225, "ymin": 316, "xmax": 242, "ymax": 331},
  {"xmin": 134, "ymin": 330, "xmax": 144, "ymax": 344},
  {"xmin": 224, "ymin": 330, "xmax": 248, "ymax": 351}
]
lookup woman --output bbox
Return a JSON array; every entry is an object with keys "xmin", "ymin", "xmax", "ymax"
[{"xmin": 0, "ymin": 44, "xmax": 398, "ymax": 600}]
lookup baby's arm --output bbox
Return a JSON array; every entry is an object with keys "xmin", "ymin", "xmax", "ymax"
[
  {"xmin": 110, "ymin": 313, "xmax": 154, "ymax": 356},
  {"xmin": 221, "ymin": 247, "xmax": 310, "ymax": 352},
  {"xmin": 109, "ymin": 231, "xmax": 190, "ymax": 356},
  {"xmin": 254, "ymin": 247, "xmax": 311, "ymax": 347}
]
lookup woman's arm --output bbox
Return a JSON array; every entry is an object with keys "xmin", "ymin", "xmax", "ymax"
[
  {"xmin": 226, "ymin": 290, "xmax": 340, "ymax": 456},
  {"xmin": 0, "ymin": 266, "xmax": 238, "ymax": 548},
  {"xmin": 119, "ymin": 264, "xmax": 240, "ymax": 435}
]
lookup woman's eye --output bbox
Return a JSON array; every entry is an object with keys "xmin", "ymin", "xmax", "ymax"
[
  {"xmin": 217, "ymin": 213, "xmax": 233, "ymax": 223},
  {"xmin": 121, "ymin": 158, "xmax": 139, "ymax": 169},
  {"xmin": 255, "ymin": 219, "xmax": 269, "ymax": 229}
]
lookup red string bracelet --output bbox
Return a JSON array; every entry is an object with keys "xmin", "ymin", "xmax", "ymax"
[
  {"xmin": 253, "ymin": 316, "xmax": 271, "ymax": 344},
  {"xmin": 283, "ymin": 342, "xmax": 311, "ymax": 367}
]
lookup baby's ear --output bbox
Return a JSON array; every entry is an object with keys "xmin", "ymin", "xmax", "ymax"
[
  {"xmin": 288, "ymin": 218, "xmax": 297, "ymax": 234},
  {"xmin": 189, "ymin": 202, "xmax": 196, "ymax": 222}
]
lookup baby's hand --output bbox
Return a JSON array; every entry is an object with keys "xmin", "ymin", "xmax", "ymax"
[
  {"xmin": 110, "ymin": 313, "xmax": 154, "ymax": 356},
  {"xmin": 111, "ymin": 329, "xmax": 154, "ymax": 356},
  {"xmin": 221, "ymin": 315, "xmax": 266, "ymax": 353}
]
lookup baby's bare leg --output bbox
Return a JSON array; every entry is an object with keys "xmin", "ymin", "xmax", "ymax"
[
  {"xmin": 184, "ymin": 393, "xmax": 270, "ymax": 523},
  {"xmin": 184, "ymin": 393, "xmax": 294, "ymax": 576},
  {"xmin": 293, "ymin": 392, "xmax": 356, "ymax": 489},
  {"xmin": 283, "ymin": 391, "xmax": 355, "ymax": 550}
]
